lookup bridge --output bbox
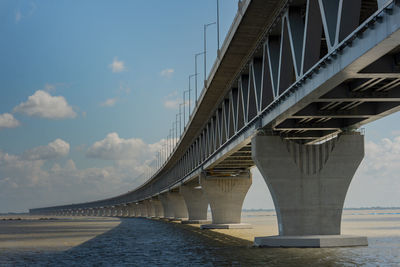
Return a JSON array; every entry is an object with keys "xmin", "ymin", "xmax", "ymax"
[{"xmin": 30, "ymin": 0, "xmax": 400, "ymax": 247}]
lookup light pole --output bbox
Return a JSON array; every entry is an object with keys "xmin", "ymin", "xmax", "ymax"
[
  {"xmin": 183, "ymin": 89, "xmax": 192, "ymax": 128},
  {"xmin": 216, "ymin": 0, "xmax": 220, "ymax": 56},
  {"xmin": 172, "ymin": 123, "xmax": 175, "ymax": 150},
  {"xmin": 179, "ymin": 103, "xmax": 184, "ymax": 135},
  {"xmin": 195, "ymin": 52, "xmax": 205, "ymax": 104},
  {"xmin": 204, "ymin": 22, "xmax": 216, "ymax": 87},
  {"xmin": 176, "ymin": 114, "xmax": 179, "ymax": 141},
  {"xmin": 188, "ymin": 74, "xmax": 196, "ymax": 116}
]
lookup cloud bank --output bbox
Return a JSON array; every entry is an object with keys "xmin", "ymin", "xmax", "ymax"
[
  {"xmin": 13, "ymin": 90, "xmax": 76, "ymax": 119},
  {"xmin": 0, "ymin": 113, "xmax": 20, "ymax": 130}
]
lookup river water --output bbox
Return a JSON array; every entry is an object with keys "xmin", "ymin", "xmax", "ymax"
[{"xmin": 0, "ymin": 210, "xmax": 399, "ymax": 266}]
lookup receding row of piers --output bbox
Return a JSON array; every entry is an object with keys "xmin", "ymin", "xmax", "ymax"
[
  {"xmin": 33, "ymin": 134, "xmax": 368, "ymax": 247},
  {"xmin": 47, "ymin": 170, "xmax": 253, "ymax": 230}
]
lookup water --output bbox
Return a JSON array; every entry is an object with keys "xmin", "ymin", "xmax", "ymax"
[{"xmin": 0, "ymin": 213, "xmax": 399, "ymax": 266}]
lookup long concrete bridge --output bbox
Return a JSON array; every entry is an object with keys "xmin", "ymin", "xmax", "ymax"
[{"xmin": 30, "ymin": 0, "xmax": 400, "ymax": 247}]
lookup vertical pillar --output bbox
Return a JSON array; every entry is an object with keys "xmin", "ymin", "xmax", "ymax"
[
  {"xmin": 152, "ymin": 198, "xmax": 164, "ymax": 218},
  {"xmin": 139, "ymin": 202, "xmax": 148, "ymax": 217},
  {"xmin": 127, "ymin": 203, "xmax": 136, "ymax": 217},
  {"xmin": 252, "ymin": 133, "xmax": 368, "ymax": 247},
  {"xmin": 200, "ymin": 171, "xmax": 252, "ymax": 229},
  {"xmin": 159, "ymin": 193, "xmax": 174, "ymax": 219},
  {"xmin": 144, "ymin": 199, "xmax": 156, "ymax": 218},
  {"xmin": 167, "ymin": 191, "xmax": 188, "ymax": 221},
  {"xmin": 180, "ymin": 181, "xmax": 209, "ymax": 224}
]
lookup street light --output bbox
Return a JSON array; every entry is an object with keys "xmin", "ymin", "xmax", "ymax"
[
  {"xmin": 179, "ymin": 103, "xmax": 184, "ymax": 136},
  {"xmin": 183, "ymin": 89, "xmax": 192, "ymax": 128},
  {"xmin": 176, "ymin": 114, "xmax": 179, "ymax": 142},
  {"xmin": 216, "ymin": 0, "xmax": 220, "ymax": 56},
  {"xmin": 195, "ymin": 52, "xmax": 205, "ymax": 103},
  {"xmin": 188, "ymin": 74, "xmax": 197, "ymax": 116},
  {"xmin": 204, "ymin": 22, "xmax": 216, "ymax": 87},
  {"xmin": 172, "ymin": 122, "xmax": 176, "ymax": 150}
]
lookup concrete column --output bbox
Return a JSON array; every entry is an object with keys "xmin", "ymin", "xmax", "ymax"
[
  {"xmin": 152, "ymin": 198, "xmax": 164, "ymax": 218},
  {"xmin": 180, "ymin": 181, "xmax": 209, "ymax": 224},
  {"xmin": 159, "ymin": 193, "xmax": 174, "ymax": 219},
  {"xmin": 127, "ymin": 203, "xmax": 136, "ymax": 217},
  {"xmin": 118, "ymin": 205, "xmax": 124, "ymax": 216},
  {"xmin": 133, "ymin": 203, "xmax": 141, "ymax": 217},
  {"xmin": 121, "ymin": 205, "xmax": 128, "ymax": 217},
  {"xmin": 106, "ymin": 208, "xmax": 112, "ymax": 216},
  {"xmin": 144, "ymin": 200, "xmax": 156, "ymax": 218},
  {"xmin": 167, "ymin": 191, "xmax": 188, "ymax": 221},
  {"xmin": 138, "ymin": 202, "xmax": 148, "ymax": 217},
  {"xmin": 252, "ymin": 133, "xmax": 368, "ymax": 247},
  {"xmin": 200, "ymin": 171, "xmax": 252, "ymax": 229}
]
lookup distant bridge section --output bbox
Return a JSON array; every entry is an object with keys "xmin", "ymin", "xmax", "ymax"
[{"xmin": 31, "ymin": 0, "xmax": 400, "ymax": 247}]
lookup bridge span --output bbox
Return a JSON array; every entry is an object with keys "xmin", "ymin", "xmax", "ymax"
[{"xmin": 31, "ymin": 0, "xmax": 400, "ymax": 247}]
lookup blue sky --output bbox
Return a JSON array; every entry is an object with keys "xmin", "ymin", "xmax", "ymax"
[{"xmin": 0, "ymin": 1, "xmax": 400, "ymax": 213}]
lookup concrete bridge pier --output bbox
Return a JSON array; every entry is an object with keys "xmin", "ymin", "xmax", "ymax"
[
  {"xmin": 133, "ymin": 203, "xmax": 141, "ymax": 217},
  {"xmin": 138, "ymin": 202, "xmax": 148, "ymax": 217},
  {"xmin": 159, "ymin": 194, "xmax": 174, "ymax": 219},
  {"xmin": 106, "ymin": 207, "xmax": 112, "ymax": 217},
  {"xmin": 117, "ymin": 205, "xmax": 124, "ymax": 217},
  {"xmin": 144, "ymin": 199, "xmax": 156, "ymax": 218},
  {"xmin": 180, "ymin": 181, "xmax": 209, "ymax": 224},
  {"xmin": 251, "ymin": 133, "xmax": 368, "ymax": 248},
  {"xmin": 111, "ymin": 206, "xmax": 118, "ymax": 217},
  {"xmin": 151, "ymin": 198, "xmax": 164, "ymax": 218},
  {"xmin": 200, "ymin": 172, "xmax": 252, "ymax": 229},
  {"xmin": 167, "ymin": 191, "xmax": 188, "ymax": 221},
  {"xmin": 127, "ymin": 203, "xmax": 136, "ymax": 217}
]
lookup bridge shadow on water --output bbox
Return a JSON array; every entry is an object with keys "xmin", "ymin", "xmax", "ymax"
[{"xmin": 16, "ymin": 217, "xmax": 378, "ymax": 267}]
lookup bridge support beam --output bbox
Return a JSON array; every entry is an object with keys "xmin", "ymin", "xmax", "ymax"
[
  {"xmin": 159, "ymin": 194, "xmax": 174, "ymax": 219},
  {"xmin": 144, "ymin": 200, "xmax": 156, "ymax": 218},
  {"xmin": 152, "ymin": 198, "xmax": 164, "ymax": 218},
  {"xmin": 167, "ymin": 191, "xmax": 188, "ymax": 221},
  {"xmin": 252, "ymin": 133, "xmax": 368, "ymax": 247},
  {"xmin": 180, "ymin": 181, "xmax": 209, "ymax": 224},
  {"xmin": 138, "ymin": 202, "xmax": 148, "ymax": 217},
  {"xmin": 200, "ymin": 172, "xmax": 252, "ymax": 229},
  {"xmin": 125, "ymin": 203, "xmax": 134, "ymax": 217}
]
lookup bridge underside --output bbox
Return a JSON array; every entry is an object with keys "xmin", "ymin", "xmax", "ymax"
[{"xmin": 30, "ymin": 0, "xmax": 400, "ymax": 248}]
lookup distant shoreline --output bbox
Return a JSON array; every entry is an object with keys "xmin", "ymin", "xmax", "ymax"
[
  {"xmin": 242, "ymin": 207, "xmax": 400, "ymax": 212},
  {"xmin": 1, "ymin": 207, "xmax": 400, "ymax": 215}
]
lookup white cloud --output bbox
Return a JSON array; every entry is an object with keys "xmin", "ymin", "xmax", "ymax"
[
  {"xmin": 86, "ymin": 132, "xmax": 163, "ymax": 162},
  {"xmin": 0, "ymin": 113, "xmax": 20, "ymax": 129},
  {"xmin": 109, "ymin": 57, "xmax": 126, "ymax": 73},
  {"xmin": 0, "ymin": 133, "xmax": 168, "ymax": 212},
  {"xmin": 100, "ymin": 98, "xmax": 118, "ymax": 107},
  {"xmin": 13, "ymin": 90, "xmax": 77, "ymax": 119},
  {"xmin": 15, "ymin": 10, "xmax": 21, "ymax": 22},
  {"xmin": 22, "ymin": 139, "xmax": 70, "ymax": 161},
  {"xmin": 160, "ymin": 68, "xmax": 174, "ymax": 78}
]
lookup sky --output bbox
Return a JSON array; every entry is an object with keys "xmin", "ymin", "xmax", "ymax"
[{"xmin": 0, "ymin": 0, "xmax": 399, "ymax": 213}]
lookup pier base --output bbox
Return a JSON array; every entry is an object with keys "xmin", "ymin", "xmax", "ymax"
[{"xmin": 254, "ymin": 235, "xmax": 368, "ymax": 248}]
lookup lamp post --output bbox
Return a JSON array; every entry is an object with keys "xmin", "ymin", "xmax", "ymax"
[
  {"xmin": 204, "ymin": 22, "xmax": 216, "ymax": 87},
  {"xmin": 172, "ymin": 123, "xmax": 175, "ymax": 150},
  {"xmin": 179, "ymin": 103, "xmax": 183, "ymax": 136},
  {"xmin": 195, "ymin": 52, "xmax": 205, "ymax": 103},
  {"xmin": 188, "ymin": 74, "xmax": 196, "ymax": 116},
  {"xmin": 216, "ymin": 0, "xmax": 220, "ymax": 56},
  {"xmin": 183, "ymin": 89, "xmax": 191, "ymax": 128},
  {"xmin": 176, "ymin": 114, "xmax": 179, "ymax": 141}
]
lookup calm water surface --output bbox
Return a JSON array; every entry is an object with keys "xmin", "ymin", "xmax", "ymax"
[{"xmin": 0, "ymin": 215, "xmax": 399, "ymax": 266}]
